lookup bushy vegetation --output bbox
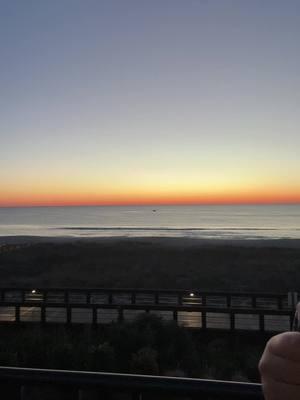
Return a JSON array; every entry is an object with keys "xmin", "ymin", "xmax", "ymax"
[{"xmin": 0, "ymin": 314, "xmax": 266, "ymax": 382}]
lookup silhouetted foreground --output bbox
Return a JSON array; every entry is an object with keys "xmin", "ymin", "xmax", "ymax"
[
  {"xmin": 0, "ymin": 238, "xmax": 300, "ymax": 291},
  {"xmin": 0, "ymin": 314, "xmax": 265, "ymax": 382},
  {"xmin": 0, "ymin": 238, "xmax": 292, "ymax": 396},
  {"xmin": 0, "ymin": 366, "xmax": 264, "ymax": 400}
]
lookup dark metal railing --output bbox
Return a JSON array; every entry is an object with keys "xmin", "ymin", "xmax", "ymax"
[{"xmin": 0, "ymin": 366, "xmax": 264, "ymax": 399}]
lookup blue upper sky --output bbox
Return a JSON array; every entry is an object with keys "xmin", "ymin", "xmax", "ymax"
[{"xmin": 1, "ymin": 0, "xmax": 300, "ymax": 206}]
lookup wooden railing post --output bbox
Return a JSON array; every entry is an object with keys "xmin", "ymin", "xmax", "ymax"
[
  {"xmin": 290, "ymin": 311, "xmax": 295, "ymax": 330},
  {"xmin": 131, "ymin": 292, "xmax": 136, "ymax": 305},
  {"xmin": 86, "ymin": 292, "xmax": 91, "ymax": 304},
  {"xmin": 118, "ymin": 307, "xmax": 123, "ymax": 323},
  {"xmin": 178, "ymin": 293, "xmax": 182, "ymax": 305},
  {"xmin": 173, "ymin": 310, "xmax": 178, "ymax": 323},
  {"xmin": 41, "ymin": 305, "xmax": 46, "ymax": 324},
  {"xmin": 15, "ymin": 305, "xmax": 20, "ymax": 323},
  {"xmin": 226, "ymin": 295, "xmax": 231, "ymax": 308},
  {"xmin": 67, "ymin": 306, "xmax": 72, "ymax": 325},
  {"xmin": 92, "ymin": 306, "xmax": 97, "ymax": 326},
  {"xmin": 230, "ymin": 311, "xmax": 235, "ymax": 331},
  {"xmin": 259, "ymin": 313, "xmax": 265, "ymax": 332},
  {"xmin": 42, "ymin": 290, "xmax": 47, "ymax": 304},
  {"xmin": 201, "ymin": 310, "xmax": 206, "ymax": 330},
  {"xmin": 64, "ymin": 291, "xmax": 69, "ymax": 304}
]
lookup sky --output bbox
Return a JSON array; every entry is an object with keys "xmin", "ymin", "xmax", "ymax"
[{"xmin": 1, "ymin": 0, "xmax": 300, "ymax": 207}]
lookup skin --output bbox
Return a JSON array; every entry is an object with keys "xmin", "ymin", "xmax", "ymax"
[{"xmin": 259, "ymin": 332, "xmax": 300, "ymax": 400}]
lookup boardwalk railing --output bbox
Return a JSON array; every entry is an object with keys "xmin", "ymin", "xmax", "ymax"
[
  {"xmin": 0, "ymin": 366, "xmax": 264, "ymax": 399},
  {"xmin": 0, "ymin": 288, "xmax": 292, "ymax": 309},
  {"xmin": 0, "ymin": 288, "xmax": 295, "ymax": 332}
]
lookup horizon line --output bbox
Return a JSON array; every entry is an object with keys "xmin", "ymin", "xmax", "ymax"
[{"xmin": 1, "ymin": 201, "xmax": 300, "ymax": 209}]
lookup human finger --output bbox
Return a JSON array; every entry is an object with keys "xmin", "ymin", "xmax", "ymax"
[
  {"xmin": 259, "ymin": 350, "xmax": 300, "ymax": 385},
  {"xmin": 262, "ymin": 376, "xmax": 300, "ymax": 400},
  {"xmin": 265, "ymin": 332, "xmax": 300, "ymax": 362}
]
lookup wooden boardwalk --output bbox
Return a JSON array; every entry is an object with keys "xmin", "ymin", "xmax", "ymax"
[{"xmin": 0, "ymin": 288, "xmax": 295, "ymax": 332}]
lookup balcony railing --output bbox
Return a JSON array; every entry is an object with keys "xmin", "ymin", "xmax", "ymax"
[{"xmin": 0, "ymin": 366, "xmax": 264, "ymax": 399}]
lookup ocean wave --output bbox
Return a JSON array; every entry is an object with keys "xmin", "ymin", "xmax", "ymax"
[{"xmin": 57, "ymin": 226, "xmax": 279, "ymax": 231}]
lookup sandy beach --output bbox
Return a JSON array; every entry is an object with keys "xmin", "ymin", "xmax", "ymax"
[{"xmin": 1, "ymin": 236, "xmax": 300, "ymax": 291}]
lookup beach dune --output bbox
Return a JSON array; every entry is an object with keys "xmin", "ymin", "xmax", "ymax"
[{"xmin": 0, "ymin": 237, "xmax": 300, "ymax": 291}]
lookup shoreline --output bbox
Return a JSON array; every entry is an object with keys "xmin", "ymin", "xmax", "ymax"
[{"xmin": 1, "ymin": 235, "xmax": 300, "ymax": 248}]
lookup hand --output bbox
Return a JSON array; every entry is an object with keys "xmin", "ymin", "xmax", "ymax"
[{"xmin": 259, "ymin": 332, "xmax": 300, "ymax": 400}]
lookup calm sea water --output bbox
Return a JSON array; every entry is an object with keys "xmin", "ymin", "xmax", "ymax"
[{"xmin": 0, "ymin": 205, "xmax": 300, "ymax": 240}]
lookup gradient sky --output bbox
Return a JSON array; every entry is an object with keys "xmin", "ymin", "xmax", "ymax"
[{"xmin": 1, "ymin": 0, "xmax": 300, "ymax": 206}]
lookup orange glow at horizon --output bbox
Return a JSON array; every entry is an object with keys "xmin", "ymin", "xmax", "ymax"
[{"xmin": 1, "ymin": 188, "xmax": 300, "ymax": 207}]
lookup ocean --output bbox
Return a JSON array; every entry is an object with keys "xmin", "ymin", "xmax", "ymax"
[{"xmin": 0, "ymin": 204, "xmax": 300, "ymax": 240}]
